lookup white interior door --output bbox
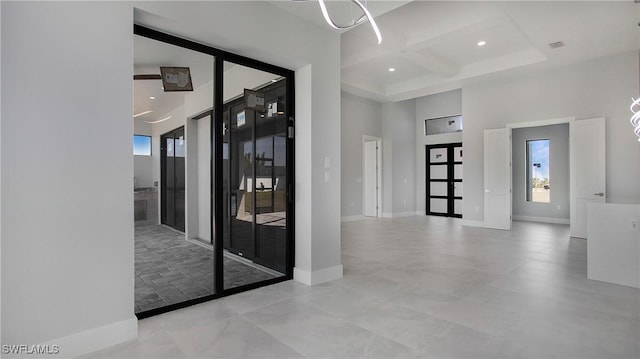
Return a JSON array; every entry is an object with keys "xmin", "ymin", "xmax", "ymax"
[
  {"xmin": 363, "ymin": 141, "xmax": 378, "ymax": 217},
  {"xmin": 570, "ymin": 118, "xmax": 606, "ymax": 238},
  {"xmin": 484, "ymin": 128, "xmax": 511, "ymax": 230}
]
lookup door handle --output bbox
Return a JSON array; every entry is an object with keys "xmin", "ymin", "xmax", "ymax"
[{"xmin": 593, "ymin": 192, "xmax": 604, "ymax": 197}]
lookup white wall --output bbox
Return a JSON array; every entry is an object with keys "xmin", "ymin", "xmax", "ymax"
[
  {"xmin": 463, "ymin": 51, "xmax": 640, "ymax": 223},
  {"xmin": 1, "ymin": 1, "xmax": 136, "ymax": 355},
  {"xmin": 512, "ymin": 124, "xmax": 570, "ymax": 222},
  {"xmin": 381, "ymin": 99, "xmax": 417, "ymax": 217},
  {"xmin": 341, "ymin": 91, "xmax": 382, "ymax": 218},
  {"xmin": 415, "ymin": 89, "xmax": 463, "ymax": 214}
]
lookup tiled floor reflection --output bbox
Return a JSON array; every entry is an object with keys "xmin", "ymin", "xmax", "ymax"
[
  {"xmin": 91, "ymin": 217, "xmax": 638, "ymax": 358},
  {"xmin": 135, "ymin": 225, "xmax": 277, "ymax": 313}
]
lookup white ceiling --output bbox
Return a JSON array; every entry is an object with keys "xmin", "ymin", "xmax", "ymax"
[
  {"xmin": 274, "ymin": 0, "xmax": 640, "ymax": 102},
  {"xmin": 134, "ymin": 1, "xmax": 640, "ymax": 113}
]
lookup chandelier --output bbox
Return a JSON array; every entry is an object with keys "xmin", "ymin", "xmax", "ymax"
[
  {"xmin": 301, "ymin": 0, "xmax": 382, "ymax": 44},
  {"xmin": 631, "ymin": 97, "xmax": 640, "ymax": 141}
]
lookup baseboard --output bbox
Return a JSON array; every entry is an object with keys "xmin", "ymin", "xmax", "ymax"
[
  {"xmin": 513, "ymin": 215, "xmax": 570, "ymax": 225},
  {"xmin": 294, "ymin": 264, "xmax": 343, "ymax": 286},
  {"xmin": 382, "ymin": 212, "xmax": 393, "ymax": 218},
  {"xmin": 341, "ymin": 215, "xmax": 365, "ymax": 222},
  {"xmin": 416, "ymin": 210, "xmax": 426, "ymax": 216},
  {"xmin": 38, "ymin": 317, "xmax": 137, "ymax": 358},
  {"xmin": 461, "ymin": 220, "xmax": 484, "ymax": 227}
]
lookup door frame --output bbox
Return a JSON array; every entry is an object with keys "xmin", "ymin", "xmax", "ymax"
[
  {"xmin": 362, "ymin": 135, "xmax": 382, "ymax": 218},
  {"xmin": 502, "ymin": 117, "xmax": 575, "ymax": 230}
]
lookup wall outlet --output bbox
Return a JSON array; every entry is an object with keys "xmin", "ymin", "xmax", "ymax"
[{"xmin": 630, "ymin": 219, "xmax": 639, "ymax": 231}]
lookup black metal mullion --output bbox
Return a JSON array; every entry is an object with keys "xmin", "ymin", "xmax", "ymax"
[{"xmin": 213, "ymin": 56, "xmax": 224, "ymax": 296}]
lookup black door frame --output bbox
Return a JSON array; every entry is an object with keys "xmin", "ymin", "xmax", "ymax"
[
  {"xmin": 425, "ymin": 143, "xmax": 462, "ymax": 218},
  {"xmin": 134, "ymin": 25, "xmax": 295, "ymax": 319}
]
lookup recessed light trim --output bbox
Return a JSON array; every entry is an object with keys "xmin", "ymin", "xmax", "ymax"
[
  {"xmin": 149, "ymin": 96, "xmax": 156, "ymax": 100},
  {"xmin": 477, "ymin": 41, "xmax": 486, "ymax": 46},
  {"xmin": 388, "ymin": 68, "xmax": 396, "ymax": 72}
]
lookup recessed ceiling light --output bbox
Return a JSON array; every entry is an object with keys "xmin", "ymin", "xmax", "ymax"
[
  {"xmin": 388, "ymin": 68, "xmax": 396, "ymax": 72},
  {"xmin": 133, "ymin": 110, "xmax": 152, "ymax": 118},
  {"xmin": 477, "ymin": 41, "xmax": 486, "ymax": 46},
  {"xmin": 149, "ymin": 96, "xmax": 156, "ymax": 100}
]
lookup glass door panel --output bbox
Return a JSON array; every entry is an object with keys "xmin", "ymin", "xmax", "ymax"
[{"xmin": 222, "ymin": 61, "xmax": 287, "ymax": 289}]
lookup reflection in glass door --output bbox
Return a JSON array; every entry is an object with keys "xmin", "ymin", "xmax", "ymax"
[
  {"xmin": 135, "ymin": 24, "xmax": 294, "ymax": 317},
  {"xmin": 221, "ymin": 62, "xmax": 290, "ymax": 289},
  {"xmin": 161, "ymin": 127, "xmax": 186, "ymax": 232}
]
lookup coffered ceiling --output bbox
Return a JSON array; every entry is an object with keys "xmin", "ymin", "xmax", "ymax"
[{"xmin": 274, "ymin": 0, "xmax": 640, "ymax": 102}]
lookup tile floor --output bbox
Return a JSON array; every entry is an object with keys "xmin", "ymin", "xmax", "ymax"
[
  {"xmin": 92, "ymin": 216, "xmax": 639, "ymax": 358},
  {"xmin": 135, "ymin": 225, "xmax": 279, "ymax": 313}
]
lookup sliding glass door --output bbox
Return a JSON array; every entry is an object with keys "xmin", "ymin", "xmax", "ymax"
[
  {"xmin": 134, "ymin": 25, "xmax": 294, "ymax": 317},
  {"xmin": 221, "ymin": 62, "xmax": 291, "ymax": 290}
]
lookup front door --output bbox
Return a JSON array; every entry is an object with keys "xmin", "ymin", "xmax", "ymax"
[{"xmin": 426, "ymin": 143, "xmax": 463, "ymax": 218}]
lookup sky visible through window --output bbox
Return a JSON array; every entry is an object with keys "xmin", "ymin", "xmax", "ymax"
[
  {"xmin": 530, "ymin": 140, "xmax": 549, "ymax": 179},
  {"xmin": 134, "ymin": 135, "xmax": 151, "ymax": 156}
]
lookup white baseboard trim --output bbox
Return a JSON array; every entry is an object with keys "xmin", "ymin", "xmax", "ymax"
[
  {"xmin": 461, "ymin": 220, "xmax": 484, "ymax": 227},
  {"xmin": 40, "ymin": 317, "xmax": 137, "ymax": 358},
  {"xmin": 513, "ymin": 215, "xmax": 570, "ymax": 225},
  {"xmin": 416, "ymin": 211, "xmax": 426, "ymax": 216},
  {"xmin": 294, "ymin": 264, "xmax": 343, "ymax": 286},
  {"xmin": 341, "ymin": 215, "xmax": 365, "ymax": 222},
  {"xmin": 382, "ymin": 212, "xmax": 392, "ymax": 218}
]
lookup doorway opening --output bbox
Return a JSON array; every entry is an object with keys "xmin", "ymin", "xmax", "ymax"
[
  {"xmin": 363, "ymin": 136, "xmax": 381, "ymax": 217},
  {"xmin": 512, "ymin": 124, "xmax": 569, "ymax": 226}
]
